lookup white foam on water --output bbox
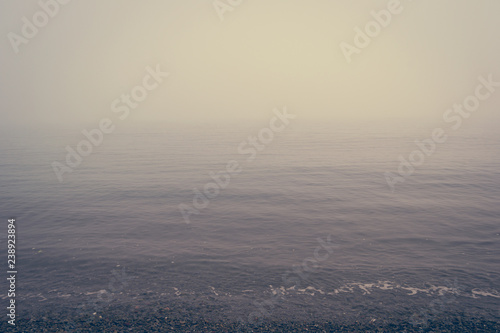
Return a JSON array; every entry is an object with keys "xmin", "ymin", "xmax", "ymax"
[
  {"xmin": 20, "ymin": 281, "xmax": 500, "ymax": 303},
  {"xmin": 260, "ymin": 281, "xmax": 499, "ymax": 300},
  {"xmin": 471, "ymin": 289, "xmax": 500, "ymax": 299}
]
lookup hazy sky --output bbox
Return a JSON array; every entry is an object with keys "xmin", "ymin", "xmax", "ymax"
[{"xmin": 1, "ymin": 0, "xmax": 499, "ymax": 129}]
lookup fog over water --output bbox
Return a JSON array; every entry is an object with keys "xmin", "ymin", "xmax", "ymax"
[{"xmin": 1, "ymin": 0, "xmax": 499, "ymax": 331}]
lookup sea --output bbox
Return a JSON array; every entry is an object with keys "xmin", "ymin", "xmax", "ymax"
[{"xmin": 0, "ymin": 119, "xmax": 499, "ymax": 332}]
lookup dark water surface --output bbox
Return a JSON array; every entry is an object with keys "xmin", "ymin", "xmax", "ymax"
[{"xmin": 1, "ymin": 121, "xmax": 499, "ymax": 331}]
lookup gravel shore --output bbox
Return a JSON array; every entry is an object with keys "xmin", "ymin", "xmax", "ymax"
[{"xmin": 1, "ymin": 312, "xmax": 498, "ymax": 332}]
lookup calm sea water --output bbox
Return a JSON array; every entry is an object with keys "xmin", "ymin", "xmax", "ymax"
[{"xmin": 0, "ymin": 120, "xmax": 499, "ymax": 328}]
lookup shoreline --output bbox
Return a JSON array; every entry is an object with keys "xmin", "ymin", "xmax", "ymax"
[{"xmin": 2, "ymin": 312, "xmax": 498, "ymax": 332}]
